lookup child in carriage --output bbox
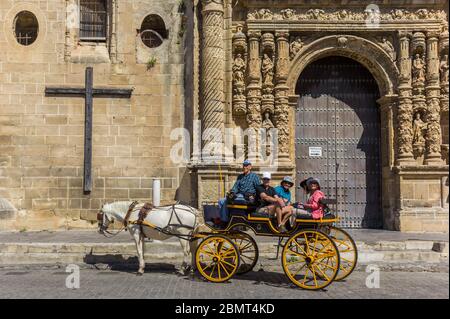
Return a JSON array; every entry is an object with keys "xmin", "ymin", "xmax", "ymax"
[{"xmin": 293, "ymin": 177, "xmax": 326, "ymax": 219}]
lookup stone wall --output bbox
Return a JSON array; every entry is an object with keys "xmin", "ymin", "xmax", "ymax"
[{"xmin": 0, "ymin": 0, "xmax": 187, "ymax": 230}]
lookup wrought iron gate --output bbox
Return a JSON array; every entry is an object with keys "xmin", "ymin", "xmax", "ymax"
[{"xmin": 295, "ymin": 56, "xmax": 382, "ymax": 228}]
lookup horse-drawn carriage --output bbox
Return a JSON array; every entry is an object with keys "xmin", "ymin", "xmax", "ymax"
[
  {"xmin": 194, "ymin": 199, "xmax": 358, "ymax": 290},
  {"xmin": 98, "ymin": 197, "xmax": 357, "ymax": 290}
]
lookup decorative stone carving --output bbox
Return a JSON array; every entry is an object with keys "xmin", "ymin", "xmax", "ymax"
[
  {"xmin": 413, "ymin": 111, "xmax": 427, "ymax": 145},
  {"xmin": 200, "ymin": 0, "xmax": 225, "ymax": 156},
  {"xmin": 439, "ymin": 25, "xmax": 449, "ymax": 114},
  {"xmin": 261, "ymin": 32, "xmax": 275, "ymax": 52},
  {"xmin": 233, "ymin": 54, "xmax": 245, "ymax": 87},
  {"xmin": 262, "ymin": 112, "xmax": 275, "ymax": 156},
  {"xmin": 261, "ymin": 33, "xmax": 275, "ymax": 115},
  {"xmin": 274, "ymin": 31, "xmax": 290, "ymax": 161},
  {"xmin": 246, "ymin": 8, "xmax": 447, "ymax": 22},
  {"xmin": 246, "ymin": 30, "xmax": 262, "ymax": 160},
  {"xmin": 276, "ymin": 31, "xmax": 290, "ymax": 82},
  {"xmin": 378, "ymin": 36, "xmax": 396, "ymax": 61},
  {"xmin": 232, "ymin": 24, "xmax": 247, "ymax": 115},
  {"xmin": 274, "ymin": 90, "xmax": 290, "ymax": 156},
  {"xmin": 424, "ymin": 32, "xmax": 443, "ymax": 164},
  {"xmin": 397, "ymin": 95, "xmax": 415, "ymax": 159},
  {"xmin": 281, "ymin": 8, "xmax": 296, "ymax": 20},
  {"xmin": 289, "ymin": 36, "xmax": 303, "ymax": 60},
  {"xmin": 425, "ymin": 97, "xmax": 443, "ymax": 157},
  {"xmin": 337, "ymin": 36, "xmax": 348, "ymax": 48},
  {"xmin": 398, "ymin": 32, "xmax": 412, "ymax": 84},
  {"xmin": 396, "ymin": 32, "xmax": 415, "ymax": 164},
  {"xmin": 247, "ymin": 8, "xmax": 273, "ymax": 20},
  {"xmin": 412, "ymin": 32, "xmax": 426, "ymax": 54},
  {"xmin": 412, "ymin": 111, "xmax": 427, "ymax": 159},
  {"xmin": 412, "ymin": 53, "xmax": 426, "ymax": 87},
  {"xmin": 306, "ymin": 9, "xmax": 325, "ymax": 20},
  {"xmin": 262, "ymin": 54, "xmax": 274, "ymax": 87},
  {"xmin": 440, "ymin": 54, "xmax": 449, "ymax": 83}
]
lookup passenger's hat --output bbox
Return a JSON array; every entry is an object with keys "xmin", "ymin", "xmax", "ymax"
[
  {"xmin": 281, "ymin": 176, "xmax": 294, "ymax": 187},
  {"xmin": 243, "ymin": 159, "xmax": 252, "ymax": 166},
  {"xmin": 299, "ymin": 177, "xmax": 314, "ymax": 190},
  {"xmin": 306, "ymin": 177, "xmax": 321, "ymax": 190},
  {"xmin": 262, "ymin": 172, "xmax": 271, "ymax": 180}
]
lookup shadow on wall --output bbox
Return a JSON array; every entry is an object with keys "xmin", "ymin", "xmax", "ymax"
[
  {"xmin": 0, "ymin": 198, "xmax": 16, "ymax": 221},
  {"xmin": 174, "ymin": 168, "xmax": 198, "ymax": 208}
]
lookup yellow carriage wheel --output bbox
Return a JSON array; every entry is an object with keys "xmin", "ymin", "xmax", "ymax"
[
  {"xmin": 282, "ymin": 230, "xmax": 340, "ymax": 290},
  {"xmin": 328, "ymin": 226, "xmax": 358, "ymax": 281},
  {"xmin": 229, "ymin": 231, "xmax": 259, "ymax": 275},
  {"xmin": 195, "ymin": 235, "xmax": 240, "ymax": 283}
]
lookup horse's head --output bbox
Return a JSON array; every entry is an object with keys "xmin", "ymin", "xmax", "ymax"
[{"xmin": 97, "ymin": 203, "xmax": 114, "ymax": 234}]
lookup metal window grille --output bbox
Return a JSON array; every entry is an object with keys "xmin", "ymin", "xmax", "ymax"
[
  {"xmin": 79, "ymin": 0, "xmax": 108, "ymax": 41},
  {"xmin": 141, "ymin": 30, "xmax": 163, "ymax": 48},
  {"xmin": 140, "ymin": 14, "xmax": 167, "ymax": 48}
]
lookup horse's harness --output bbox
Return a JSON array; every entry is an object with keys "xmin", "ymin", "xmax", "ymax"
[{"xmin": 123, "ymin": 201, "xmax": 153, "ymax": 227}]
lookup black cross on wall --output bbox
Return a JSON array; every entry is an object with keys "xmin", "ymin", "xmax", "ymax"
[{"xmin": 45, "ymin": 67, "xmax": 133, "ymax": 193}]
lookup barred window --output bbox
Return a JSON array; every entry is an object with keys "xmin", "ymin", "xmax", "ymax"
[
  {"xmin": 14, "ymin": 11, "xmax": 39, "ymax": 46},
  {"xmin": 140, "ymin": 14, "xmax": 168, "ymax": 48},
  {"xmin": 80, "ymin": 0, "xmax": 108, "ymax": 41}
]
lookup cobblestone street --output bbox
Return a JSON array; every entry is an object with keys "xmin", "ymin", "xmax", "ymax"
[{"xmin": 0, "ymin": 267, "xmax": 448, "ymax": 299}]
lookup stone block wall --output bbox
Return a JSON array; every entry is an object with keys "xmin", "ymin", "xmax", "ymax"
[{"xmin": 0, "ymin": 0, "xmax": 186, "ymax": 230}]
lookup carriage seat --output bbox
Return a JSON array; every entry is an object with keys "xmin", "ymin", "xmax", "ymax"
[{"xmin": 295, "ymin": 211, "xmax": 336, "ymax": 220}]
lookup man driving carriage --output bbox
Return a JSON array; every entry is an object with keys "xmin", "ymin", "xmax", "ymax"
[{"xmin": 218, "ymin": 160, "xmax": 260, "ymax": 224}]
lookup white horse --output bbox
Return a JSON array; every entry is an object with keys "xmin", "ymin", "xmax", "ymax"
[{"xmin": 98, "ymin": 201, "xmax": 204, "ymax": 275}]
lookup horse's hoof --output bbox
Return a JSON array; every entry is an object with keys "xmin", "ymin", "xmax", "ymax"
[{"xmin": 136, "ymin": 271, "xmax": 144, "ymax": 276}]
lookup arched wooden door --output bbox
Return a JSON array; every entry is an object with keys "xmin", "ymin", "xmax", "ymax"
[{"xmin": 295, "ymin": 56, "xmax": 382, "ymax": 228}]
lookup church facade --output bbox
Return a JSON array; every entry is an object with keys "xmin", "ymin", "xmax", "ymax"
[
  {"xmin": 190, "ymin": 0, "xmax": 449, "ymax": 232},
  {"xmin": 0, "ymin": 0, "xmax": 448, "ymax": 232}
]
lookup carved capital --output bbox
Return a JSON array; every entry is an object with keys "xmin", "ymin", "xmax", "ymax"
[
  {"xmin": 247, "ymin": 30, "xmax": 261, "ymax": 41},
  {"xmin": 201, "ymin": 0, "xmax": 224, "ymax": 14},
  {"xmin": 275, "ymin": 30, "xmax": 289, "ymax": 41}
]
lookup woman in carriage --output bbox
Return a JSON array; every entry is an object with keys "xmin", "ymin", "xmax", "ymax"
[{"xmin": 293, "ymin": 177, "xmax": 326, "ymax": 219}]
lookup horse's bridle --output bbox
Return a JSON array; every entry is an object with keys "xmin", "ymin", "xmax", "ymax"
[{"xmin": 97, "ymin": 210, "xmax": 125, "ymax": 237}]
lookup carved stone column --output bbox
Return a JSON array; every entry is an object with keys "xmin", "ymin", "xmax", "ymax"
[
  {"xmin": 424, "ymin": 32, "xmax": 443, "ymax": 165},
  {"xmin": 232, "ymin": 24, "xmax": 247, "ymax": 115},
  {"xmin": 200, "ymin": 0, "xmax": 225, "ymax": 161},
  {"xmin": 246, "ymin": 30, "xmax": 262, "ymax": 162},
  {"xmin": 439, "ymin": 25, "xmax": 449, "ymax": 164},
  {"xmin": 411, "ymin": 32, "xmax": 427, "ymax": 162},
  {"xmin": 396, "ymin": 32, "xmax": 415, "ymax": 165},
  {"xmin": 274, "ymin": 30, "xmax": 290, "ymax": 163}
]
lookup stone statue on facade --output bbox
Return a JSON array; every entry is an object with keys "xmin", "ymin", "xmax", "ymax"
[
  {"xmin": 262, "ymin": 112, "xmax": 275, "ymax": 155},
  {"xmin": 412, "ymin": 53, "xmax": 426, "ymax": 85},
  {"xmin": 413, "ymin": 112, "xmax": 427, "ymax": 145},
  {"xmin": 440, "ymin": 54, "xmax": 449, "ymax": 83},
  {"xmin": 233, "ymin": 53, "xmax": 246, "ymax": 86},
  {"xmin": 261, "ymin": 54, "xmax": 274, "ymax": 86},
  {"xmin": 290, "ymin": 36, "xmax": 303, "ymax": 59},
  {"xmin": 379, "ymin": 36, "xmax": 396, "ymax": 61}
]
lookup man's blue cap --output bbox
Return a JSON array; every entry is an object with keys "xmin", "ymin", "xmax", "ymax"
[{"xmin": 243, "ymin": 160, "xmax": 252, "ymax": 166}]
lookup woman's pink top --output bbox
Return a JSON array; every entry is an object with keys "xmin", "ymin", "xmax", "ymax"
[{"xmin": 303, "ymin": 190, "xmax": 325, "ymax": 219}]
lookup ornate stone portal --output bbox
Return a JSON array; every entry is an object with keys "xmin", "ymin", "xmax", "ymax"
[{"xmin": 192, "ymin": 0, "xmax": 449, "ymax": 232}]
